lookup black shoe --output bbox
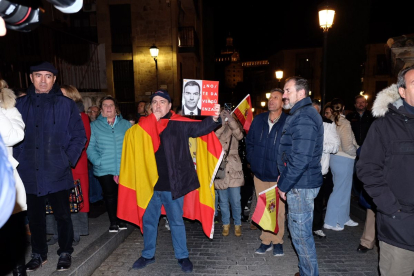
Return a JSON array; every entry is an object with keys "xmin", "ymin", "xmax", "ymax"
[
  {"xmin": 109, "ymin": 224, "xmax": 119, "ymax": 233},
  {"xmin": 356, "ymin": 244, "xmax": 372, "ymax": 253},
  {"xmin": 12, "ymin": 265, "xmax": 27, "ymax": 276},
  {"xmin": 56, "ymin": 253, "xmax": 71, "ymax": 271},
  {"xmin": 132, "ymin": 256, "xmax": 155, "ymax": 269},
  {"xmin": 25, "ymin": 253, "xmax": 47, "ymax": 271},
  {"xmin": 177, "ymin": 258, "xmax": 193, "ymax": 273},
  {"xmin": 118, "ymin": 222, "xmax": 128, "ymax": 230}
]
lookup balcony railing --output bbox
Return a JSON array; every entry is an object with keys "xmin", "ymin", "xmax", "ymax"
[{"xmin": 178, "ymin": 27, "xmax": 199, "ymax": 57}]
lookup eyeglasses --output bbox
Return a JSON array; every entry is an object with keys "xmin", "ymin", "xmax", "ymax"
[{"xmin": 87, "ymin": 110, "xmax": 99, "ymax": 114}]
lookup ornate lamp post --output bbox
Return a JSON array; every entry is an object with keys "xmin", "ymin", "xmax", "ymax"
[
  {"xmin": 149, "ymin": 44, "xmax": 159, "ymax": 90},
  {"xmin": 318, "ymin": 5, "xmax": 335, "ymax": 111}
]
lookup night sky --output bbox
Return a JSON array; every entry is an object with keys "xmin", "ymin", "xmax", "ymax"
[
  {"xmin": 212, "ymin": 0, "xmax": 414, "ymax": 104},
  {"xmin": 213, "ymin": 0, "xmax": 414, "ymax": 61}
]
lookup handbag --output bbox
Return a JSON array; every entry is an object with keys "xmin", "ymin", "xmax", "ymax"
[
  {"xmin": 46, "ymin": 179, "xmax": 84, "ymax": 214},
  {"xmin": 215, "ymin": 135, "xmax": 233, "ymax": 180}
]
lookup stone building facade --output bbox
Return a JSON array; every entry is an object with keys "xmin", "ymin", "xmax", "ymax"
[{"xmin": 96, "ymin": 0, "xmax": 208, "ymax": 114}]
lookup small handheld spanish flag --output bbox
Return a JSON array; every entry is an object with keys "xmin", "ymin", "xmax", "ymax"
[
  {"xmin": 232, "ymin": 94, "xmax": 253, "ymax": 134},
  {"xmin": 252, "ymin": 184, "xmax": 279, "ymax": 233}
]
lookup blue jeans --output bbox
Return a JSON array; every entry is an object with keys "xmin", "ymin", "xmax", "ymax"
[
  {"xmin": 142, "ymin": 191, "xmax": 188, "ymax": 259},
  {"xmin": 217, "ymin": 187, "xmax": 242, "ymax": 225},
  {"xmin": 88, "ymin": 167, "xmax": 103, "ymax": 203},
  {"xmin": 287, "ymin": 188, "xmax": 320, "ymax": 276},
  {"xmin": 215, "ymin": 190, "xmax": 219, "ymax": 216}
]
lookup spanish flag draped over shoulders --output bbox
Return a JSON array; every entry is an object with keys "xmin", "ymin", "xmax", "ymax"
[{"xmin": 117, "ymin": 112, "xmax": 223, "ymax": 238}]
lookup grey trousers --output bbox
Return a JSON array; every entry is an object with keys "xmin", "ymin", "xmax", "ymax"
[{"xmin": 379, "ymin": 241, "xmax": 414, "ymax": 276}]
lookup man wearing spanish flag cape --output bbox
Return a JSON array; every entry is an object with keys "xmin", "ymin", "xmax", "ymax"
[{"xmin": 117, "ymin": 90, "xmax": 222, "ymax": 273}]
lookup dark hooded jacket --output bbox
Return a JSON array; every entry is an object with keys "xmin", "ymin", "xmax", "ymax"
[
  {"xmin": 13, "ymin": 84, "xmax": 87, "ymax": 196},
  {"xmin": 277, "ymin": 97, "xmax": 324, "ymax": 193},
  {"xmin": 357, "ymin": 84, "xmax": 414, "ymax": 251}
]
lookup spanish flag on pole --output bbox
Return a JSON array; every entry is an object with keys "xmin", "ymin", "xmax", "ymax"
[
  {"xmin": 252, "ymin": 184, "xmax": 279, "ymax": 233},
  {"xmin": 232, "ymin": 94, "xmax": 253, "ymax": 134},
  {"xmin": 117, "ymin": 112, "xmax": 223, "ymax": 239}
]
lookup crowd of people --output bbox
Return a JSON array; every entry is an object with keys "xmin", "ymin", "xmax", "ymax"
[{"xmin": 0, "ymin": 61, "xmax": 413, "ymax": 276}]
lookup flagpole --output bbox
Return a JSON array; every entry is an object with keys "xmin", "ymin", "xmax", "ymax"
[
  {"xmin": 258, "ymin": 184, "xmax": 278, "ymax": 196},
  {"xmin": 231, "ymin": 94, "xmax": 250, "ymax": 114}
]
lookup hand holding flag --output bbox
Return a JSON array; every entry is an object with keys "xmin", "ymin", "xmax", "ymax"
[{"xmin": 252, "ymin": 184, "xmax": 279, "ymax": 233}]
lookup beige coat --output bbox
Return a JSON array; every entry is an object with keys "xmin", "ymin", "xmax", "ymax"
[
  {"xmin": 214, "ymin": 119, "xmax": 244, "ymax": 189},
  {"xmin": 333, "ymin": 115, "xmax": 358, "ymax": 159},
  {"xmin": 0, "ymin": 88, "xmax": 26, "ymax": 214}
]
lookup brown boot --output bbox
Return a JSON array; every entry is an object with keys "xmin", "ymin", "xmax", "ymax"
[
  {"xmin": 234, "ymin": 225, "xmax": 242, "ymax": 237},
  {"xmin": 222, "ymin": 224, "xmax": 230, "ymax": 236},
  {"xmin": 250, "ymin": 223, "xmax": 258, "ymax": 230}
]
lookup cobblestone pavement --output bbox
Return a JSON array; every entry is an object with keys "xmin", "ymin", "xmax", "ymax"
[{"xmin": 92, "ymin": 215, "xmax": 379, "ymax": 276}]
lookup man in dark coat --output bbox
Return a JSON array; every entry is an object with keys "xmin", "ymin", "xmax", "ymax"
[
  {"xmin": 345, "ymin": 95, "xmax": 374, "ymax": 146},
  {"xmin": 246, "ymin": 88, "xmax": 287, "ymax": 256},
  {"xmin": 131, "ymin": 90, "xmax": 220, "ymax": 273},
  {"xmin": 357, "ymin": 65, "xmax": 414, "ymax": 275},
  {"xmin": 346, "ymin": 95, "xmax": 376, "ymax": 253},
  {"xmin": 277, "ymin": 76, "xmax": 323, "ymax": 276},
  {"xmin": 14, "ymin": 62, "xmax": 86, "ymax": 272}
]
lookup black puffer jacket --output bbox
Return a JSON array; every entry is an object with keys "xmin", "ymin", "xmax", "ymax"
[{"xmin": 357, "ymin": 84, "xmax": 414, "ymax": 251}]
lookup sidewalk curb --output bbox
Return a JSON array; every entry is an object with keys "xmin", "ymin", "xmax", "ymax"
[{"xmin": 50, "ymin": 226, "xmax": 134, "ymax": 276}]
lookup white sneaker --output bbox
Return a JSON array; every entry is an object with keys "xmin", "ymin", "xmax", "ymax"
[
  {"xmin": 344, "ymin": 219, "xmax": 358, "ymax": 227},
  {"xmin": 313, "ymin": 230, "xmax": 326, "ymax": 238},
  {"xmin": 323, "ymin": 223, "xmax": 344, "ymax": 231},
  {"xmin": 164, "ymin": 218, "xmax": 170, "ymax": 230}
]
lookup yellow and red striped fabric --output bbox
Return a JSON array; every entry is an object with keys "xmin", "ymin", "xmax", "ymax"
[
  {"xmin": 233, "ymin": 94, "xmax": 253, "ymax": 133},
  {"xmin": 117, "ymin": 113, "xmax": 222, "ymax": 238},
  {"xmin": 252, "ymin": 184, "xmax": 279, "ymax": 233}
]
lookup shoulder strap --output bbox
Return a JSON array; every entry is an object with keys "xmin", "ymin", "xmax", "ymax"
[{"xmin": 224, "ymin": 134, "xmax": 233, "ymax": 159}]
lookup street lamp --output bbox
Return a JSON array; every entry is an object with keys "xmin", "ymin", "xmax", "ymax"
[
  {"xmin": 149, "ymin": 44, "xmax": 159, "ymax": 90},
  {"xmin": 275, "ymin": 70, "xmax": 283, "ymax": 88},
  {"xmin": 266, "ymin": 92, "xmax": 271, "ymax": 99},
  {"xmin": 318, "ymin": 4, "xmax": 335, "ymax": 112},
  {"xmin": 261, "ymin": 101, "xmax": 266, "ymax": 107},
  {"xmin": 149, "ymin": 44, "xmax": 159, "ymax": 70}
]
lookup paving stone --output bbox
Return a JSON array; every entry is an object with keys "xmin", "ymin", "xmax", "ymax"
[{"xmin": 92, "ymin": 213, "xmax": 380, "ymax": 276}]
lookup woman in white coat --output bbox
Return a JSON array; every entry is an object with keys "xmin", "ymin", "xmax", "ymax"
[
  {"xmin": 324, "ymin": 98, "xmax": 359, "ymax": 231},
  {"xmin": 0, "ymin": 84, "xmax": 27, "ymax": 276}
]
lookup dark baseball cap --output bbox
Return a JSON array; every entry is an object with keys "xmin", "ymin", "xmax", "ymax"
[
  {"xmin": 30, "ymin": 62, "xmax": 58, "ymax": 75},
  {"xmin": 150, "ymin": 90, "xmax": 171, "ymax": 103}
]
